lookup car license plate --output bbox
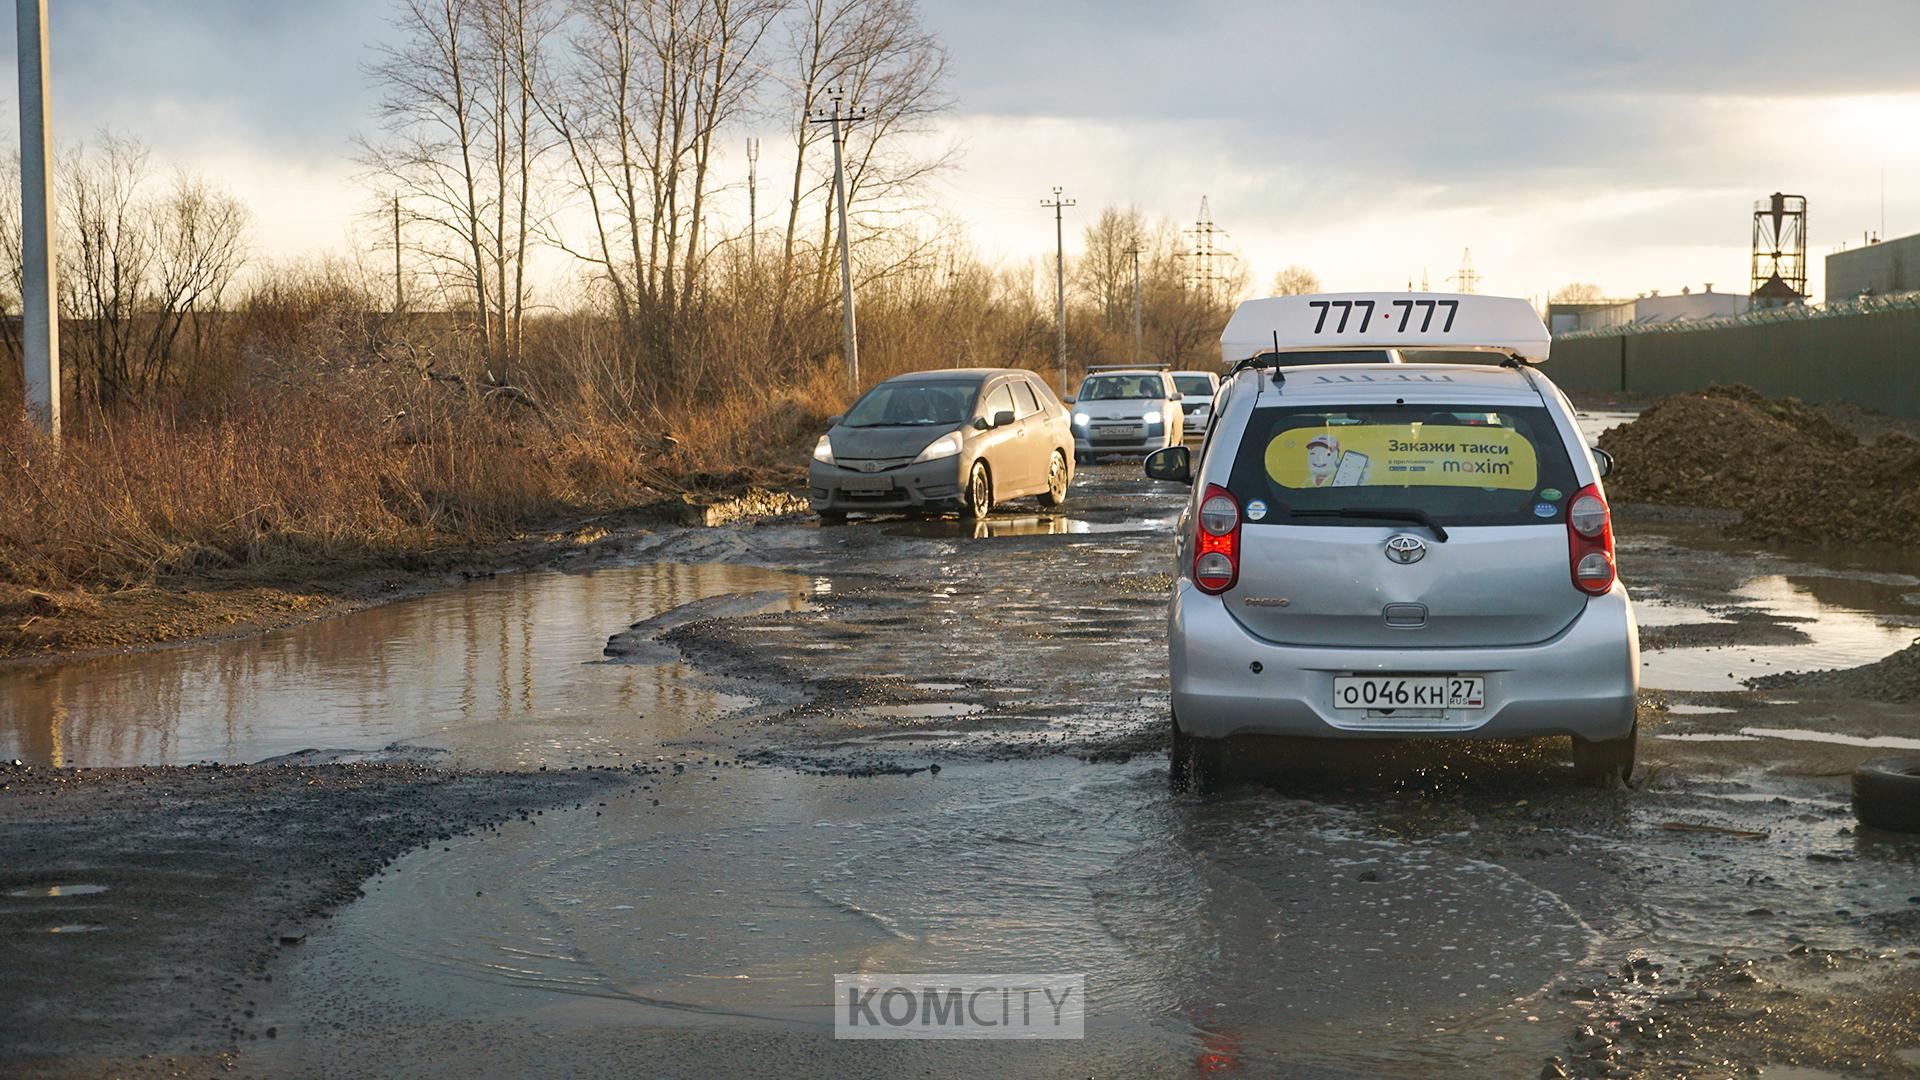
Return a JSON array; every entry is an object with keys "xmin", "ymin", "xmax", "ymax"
[
  {"xmin": 1096, "ymin": 425, "xmax": 1142, "ymax": 438},
  {"xmin": 1332, "ymin": 676, "xmax": 1483, "ymax": 711},
  {"xmin": 840, "ymin": 476, "xmax": 894, "ymax": 494}
]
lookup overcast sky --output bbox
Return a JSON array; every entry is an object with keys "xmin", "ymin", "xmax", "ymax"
[{"xmin": 6, "ymin": 0, "xmax": 1920, "ymax": 303}]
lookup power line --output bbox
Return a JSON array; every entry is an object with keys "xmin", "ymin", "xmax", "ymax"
[
  {"xmin": 746, "ymin": 137, "xmax": 760, "ymax": 267},
  {"xmin": 1041, "ymin": 186, "xmax": 1076, "ymax": 396},
  {"xmin": 1125, "ymin": 242, "xmax": 1144, "ymax": 364},
  {"xmin": 15, "ymin": 0, "xmax": 58, "ymax": 439},
  {"xmin": 809, "ymin": 89, "xmax": 865, "ymax": 388}
]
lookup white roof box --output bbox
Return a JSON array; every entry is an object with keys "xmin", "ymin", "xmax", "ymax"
[{"xmin": 1220, "ymin": 292, "xmax": 1550, "ymax": 366}]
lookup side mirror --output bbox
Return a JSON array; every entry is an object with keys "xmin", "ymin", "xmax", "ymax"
[
  {"xmin": 973, "ymin": 416, "xmax": 990, "ymax": 431},
  {"xmin": 826, "ymin": 414, "xmax": 843, "ymax": 427},
  {"xmin": 1062, "ymin": 395, "xmax": 1075, "ymax": 405},
  {"xmin": 1144, "ymin": 445, "xmax": 1192, "ymax": 484},
  {"xmin": 1591, "ymin": 447, "xmax": 1614, "ymax": 478},
  {"xmin": 992, "ymin": 409, "xmax": 1015, "ymax": 428}
]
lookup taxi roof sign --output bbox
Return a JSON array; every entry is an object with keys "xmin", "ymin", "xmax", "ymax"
[{"xmin": 1220, "ymin": 292, "xmax": 1550, "ymax": 366}]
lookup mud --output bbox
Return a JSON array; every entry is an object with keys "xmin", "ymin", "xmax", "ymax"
[
  {"xmin": 0, "ymin": 760, "xmax": 629, "ymax": 1074},
  {"xmin": 1754, "ymin": 640, "xmax": 1920, "ymax": 703},
  {"xmin": 1598, "ymin": 384, "xmax": 1920, "ymax": 545},
  {"xmin": 5, "ymin": 459, "xmax": 1920, "ymax": 1077}
]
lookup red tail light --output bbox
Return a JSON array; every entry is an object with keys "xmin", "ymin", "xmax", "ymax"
[
  {"xmin": 1566, "ymin": 484, "xmax": 1615, "ymax": 595},
  {"xmin": 1194, "ymin": 484, "xmax": 1240, "ymax": 594}
]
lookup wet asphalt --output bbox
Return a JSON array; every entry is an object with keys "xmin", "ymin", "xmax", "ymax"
[{"xmin": 5, "ymin": 449, "xmax": 1920, "ymax": 1078}]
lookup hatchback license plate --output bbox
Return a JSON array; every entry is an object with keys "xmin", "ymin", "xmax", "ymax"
[
  {"xmin": 1096, "ymin": 425, "xmax": 1142, "ymax": 438},
  {"xmin": 1333, "ymin": 676, "xmax": 1483, "ymax": 711},
  {"xmin": 839, "ymin": 476, "xmax": 894, "ymax": 494}
]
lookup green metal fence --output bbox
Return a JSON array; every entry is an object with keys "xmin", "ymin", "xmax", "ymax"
[{"xmin": 1543, "ymin": 297, "xmax": 1920, "ymax": 416}]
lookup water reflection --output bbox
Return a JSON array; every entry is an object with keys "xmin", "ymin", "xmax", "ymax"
[
  {"xmin": 1638, "ymin": 573, "xmax": 1920, "ymax": 692},
  {"xmin": 0, "ymin": 563, "xmax": 814, "ymax": 768}
]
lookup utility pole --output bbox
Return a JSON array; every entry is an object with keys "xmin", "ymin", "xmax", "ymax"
[
  {"xmin": 746, "ymin": 137, "xmax": 760, "ymax": 268},
  {"xmin": 392, "ymin": 194, "xmax": 404, "ymax": 313},
  {"xmin": 16, "ymin": 0, "xmax": 58, "ymax": 439},
  {"xmin": 1449, "ymin": 247, "xmax": 1480, "ymax": 294},
  {"xmin": 810, "ymin": 91, "xmax": 864, "ymax": 388},
  {"xmin": 1126, "ymin": 243, "xmax": 1144, "ymax": 364},
  {"xmin": 1041, "ymin": 187, "xmax": 1075, "ymax": 395}
]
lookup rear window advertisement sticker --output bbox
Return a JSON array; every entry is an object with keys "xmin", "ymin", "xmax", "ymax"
[
  {"xmin": 1533, "ymin": 501, "xmax": 1558, "ymax": 518},
  {"xmin": 1539, "ymin": 487, "xmax": 1563, "ymax": 501},
  {"xmin": 1265, "ymin": 425, "xmax": 1540, "ymax": 491},
  {"xmin": 1245, "ymin": 499, "xmax": 1268, "ymax": 521}
]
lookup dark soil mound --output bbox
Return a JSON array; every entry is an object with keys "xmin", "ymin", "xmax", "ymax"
[
  {"xmin": 1597, "ymin": 385, "xmax": 1920, "ymax": 544},
  {"xmin": 1750, "ymin": 639, "xmax": 1920, "ymax": 703}
]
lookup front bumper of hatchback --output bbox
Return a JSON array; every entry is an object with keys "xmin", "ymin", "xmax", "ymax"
[
  {"xmin": 808, "ymin": 456, "xmax": 967, "ymax": 512},
  {"xmin": 1169, "ymin": 581, "xmax": 1639, "ymax": 742}
]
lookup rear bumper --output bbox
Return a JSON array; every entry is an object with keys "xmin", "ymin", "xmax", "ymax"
[
  {"xmin": 809, "ymin": 457, "xmax": 966, "ymax": 512},
  {"xmin": 1169, "ymin": 581, "xmax": 1639, "ymax": 741}
]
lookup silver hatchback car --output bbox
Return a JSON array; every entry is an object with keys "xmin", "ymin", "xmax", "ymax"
[
  {"xmin": 1148, "ymin": 293, "xmax": 1639, "ymax": 790},
  {"xmin": 810, "ymin": 368, "xmax": 1075, "ymax": 521}
]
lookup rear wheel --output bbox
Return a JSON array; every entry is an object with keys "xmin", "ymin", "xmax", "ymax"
[
  {"xmin": 1039, "ymin": 451, "xmax": 1069, "ymax": 507},
  {"xmin": 962, "ymin": 461, "xmax": 994, "ymax": 521},
  {"xmin": 1170, "ymin": 715, "xmax": 1225, "ymax": 794},
  {"xmin": 1572, "ymin": 723, "xmax": 1636, "ymax": 788}
]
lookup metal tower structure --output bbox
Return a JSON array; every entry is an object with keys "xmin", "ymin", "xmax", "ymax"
[
  {"xmin": 1447, "ymin": 248, "xmax": 1480, "ymax": 294},
  {"xmin": 1750, "ymin": 192, "xmax": 1808, "ymax": 307},
  {"xmin": 1182, "ymin": 197, "xmax": 1234, "ymax": 300}
]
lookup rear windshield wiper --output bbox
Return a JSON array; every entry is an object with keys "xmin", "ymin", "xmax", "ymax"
[{"xmin": 1287, "ymin": 507, "xmax": 1449, "ymax": 542}]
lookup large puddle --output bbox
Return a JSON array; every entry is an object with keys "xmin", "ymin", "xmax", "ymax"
[
  {"xmin": 0, "ymin": 563, "xmax": 816, "ymax": 769},
  {"xmin": 1639, "ymin": 572, "xmax": 1920, "ymax": 692}
]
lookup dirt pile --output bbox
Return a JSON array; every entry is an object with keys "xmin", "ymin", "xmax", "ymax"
[
  {"xmin": 1597, "ymin": 384, "xmax": 1920, "ymax": 544},
  {"xmin": 1750, "ymin": 639, "xmax": 1920, "ymax": 702}
]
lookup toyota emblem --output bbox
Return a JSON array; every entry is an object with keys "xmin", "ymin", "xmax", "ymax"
[{"xmin": 1384, "ymin": 534, "xmax": 1427, "ymax": 564}]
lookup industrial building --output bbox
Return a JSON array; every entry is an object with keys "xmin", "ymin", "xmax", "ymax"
[
  {"xmin": 1825, "ymin": 230, "xmax": 1920, "ymax": 303},
  {"xmin": 1548, "ymin": 286, "xmax": 1749, "ymax": 333}
]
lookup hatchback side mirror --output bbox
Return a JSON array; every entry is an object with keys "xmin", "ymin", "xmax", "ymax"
[
  {"xmin": 1591, "ymin": 446, "xmax": 1613, "ymax": 478},
  {"xmin": 1144, "ymin": 445, "xmax": 1191, "ymax": 484},
  {"xmin": 826, "ymin": 414, "xmax": 843, "ymax": 427},
  {"xmin": 992, "ymin": 409, "xmax": 1015, "ymax": 428},
  {"xmin": 1062, "ymin": 395, "xmax": 1075, "ymax": 405}
]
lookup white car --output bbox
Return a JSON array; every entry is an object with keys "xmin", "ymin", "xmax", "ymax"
[
  {"xmin": 1170, "ymin": 370, "xmax": 1221, "ymax": 439},
  {"xmin": 1146, "ymin": 292, "xmax": 1639, "ymax": 791},
  {"xmin": 1070, "ymin": 367, "xmax": 1185, "ymax": 464}
]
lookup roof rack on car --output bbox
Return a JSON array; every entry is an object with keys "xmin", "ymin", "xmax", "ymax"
[{"xmin": 1085, "ymin": 363, "xmax": 1170, "ymax": 372}]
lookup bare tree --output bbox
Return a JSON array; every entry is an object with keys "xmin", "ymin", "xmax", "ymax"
[
  {"xmin": 1270, "ymin": 264, "xmax": 1320, "ymax": 296},
  {"xmin": 1551, "ymin": 282, "xmax": 1606, "ymax": 303},
  {"xmin": 50, "ymin": 134, "xmax": 248, "ymax": 408},
  {"xmin": 365, "ymin": 0, "xmax": 555, "ymax": 377},
  {"xmin": 1072, "ymin": 206, "xmax": 1146, "ymax": 332}
]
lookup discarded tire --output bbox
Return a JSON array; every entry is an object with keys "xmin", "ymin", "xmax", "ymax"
[{"xmin": 1852, "ymin": 756, "xmax": 1920, "ymax": 834}]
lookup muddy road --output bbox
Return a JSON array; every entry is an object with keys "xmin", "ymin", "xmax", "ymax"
[{"xmin": 5, "ymin": 432, "xmax": 1920, "ymax": 1077}]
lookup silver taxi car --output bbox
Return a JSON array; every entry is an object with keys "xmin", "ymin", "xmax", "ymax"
[{"xmin": 1147, "ymin": 293, "xmax": 1639, "ymax": 790}]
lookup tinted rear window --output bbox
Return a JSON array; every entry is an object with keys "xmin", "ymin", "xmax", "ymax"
[
  {"xmin": 1173, "ymin": 376, "xmax": 1216, "ymax": 395},
  {"xmin": 1226, "ymin": 404, "xmax": 1576, "ymax": 528},
  {"xmin": 1257, "ymin": 349, "xmax": 1395, "ymax": 366}
]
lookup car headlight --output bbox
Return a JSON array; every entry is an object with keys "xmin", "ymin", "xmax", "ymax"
[
  {"xmin": 1072, "ymin": 412, "xmax": 1089, "ymax": 427},
  {"xmin": 813, "ymin": 435, "xmax": 835, "ymax": 463},
  {"xmin": 912, "ymin": 430, "xmax": 964, "ymax": 463},
  {"xmin": 1143, "ymin": 410, "xmax": 1163, "ymax": 425}
]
